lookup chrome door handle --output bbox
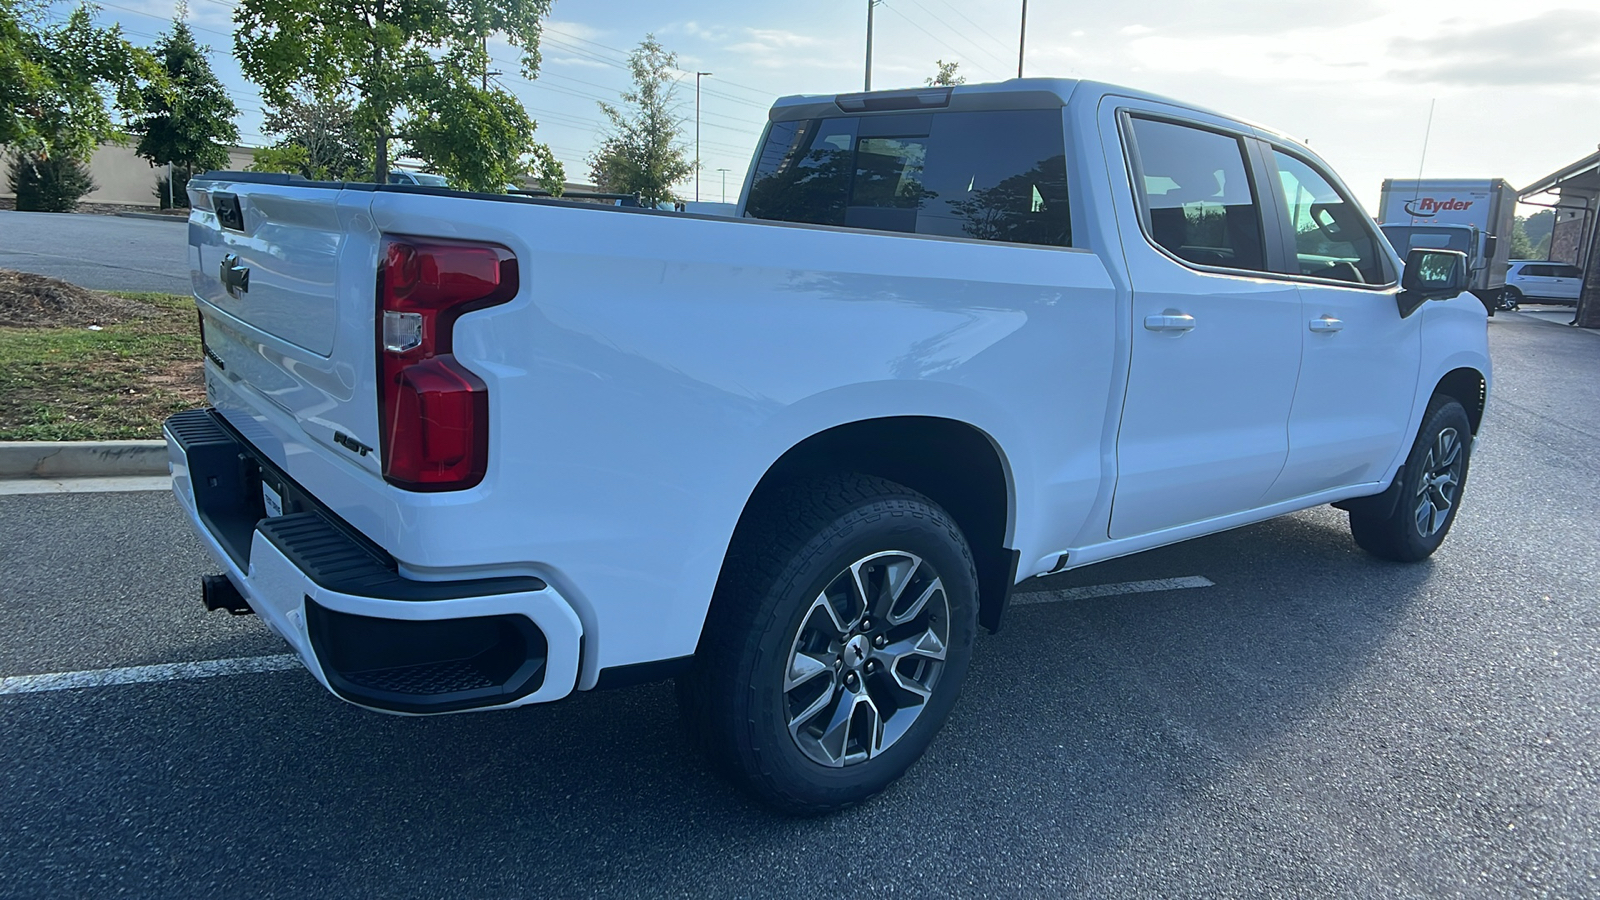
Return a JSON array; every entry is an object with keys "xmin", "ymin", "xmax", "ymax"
[
  {"xmin": 1309, "ymin": 316, "xmax": 1344, "ymax": 333},
  {"xmin": 1144, "ymin": 313, "xmax": 1196, "ymax": 332}
]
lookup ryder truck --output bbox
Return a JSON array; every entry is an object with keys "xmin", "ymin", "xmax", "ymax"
[
  {"xmin": 167, "ymin": 79, "xmax": 1490, "ymax": 813},
  {"xmin": 1378, "ymin": 178, "xmax": 1517, "ymax": 310}
]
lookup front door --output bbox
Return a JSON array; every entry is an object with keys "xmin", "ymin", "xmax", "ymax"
[
  {"xmin": 1104, "ymin": 104, "xmax": 1303, "ymax": 539},
  {"xmin": 1259, "ymin": 148, "xmax": 1421, "ymax": 502}
]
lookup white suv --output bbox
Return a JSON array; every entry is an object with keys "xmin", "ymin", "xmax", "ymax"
[{"xmin": 1506, "ymin": 260, "xmax": 1584, "ymax": 305}]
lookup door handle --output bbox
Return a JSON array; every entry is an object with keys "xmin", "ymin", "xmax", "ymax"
[
  {"xmin": 1308, "ymin": 316, "xmax": 1344, "ymax": 333},
  {"xmin": 1143, "ymin": 313, "xmax": 1196, "ymax": 332}
]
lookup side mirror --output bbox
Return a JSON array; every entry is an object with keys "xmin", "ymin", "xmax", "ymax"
[{"xmin": 1398, "ymin": 248, "xmax": 1469, "ymax": 318}]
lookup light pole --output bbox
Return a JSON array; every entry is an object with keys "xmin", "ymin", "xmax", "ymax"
[
  {"xmin": 1017, "ymin": 0, "xmax": 1028, "ymax": 78},
  {"xmin": 864, "ymin": 0, "xmax": 881, "ymax": 90},
  {"xmin": 716, "ymin": 167, "xmax": 731, "ymax": 204},
  {"xmin": 695, "ymin": 71, "xmax": 712, "ymax": 202}
]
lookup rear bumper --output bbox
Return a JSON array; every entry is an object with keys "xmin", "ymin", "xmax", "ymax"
[{"xmin": 164, "ymin": 408, "xmax": 583, "ymax": 714}]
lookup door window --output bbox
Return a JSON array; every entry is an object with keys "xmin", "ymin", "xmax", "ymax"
[
  {"xmin": 1272, "ymin": 150, "xmax": 1386, "ymax": 285},
  {"xmin": 1126, "ymin": 117, "xmax": 1266, "ymax": 272}
]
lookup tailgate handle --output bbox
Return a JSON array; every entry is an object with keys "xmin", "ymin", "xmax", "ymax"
[
  {"xmin": 220, "ymin": 254, "xmax": 250, "ymax": 298},
  {"xmin": 214, "ymin": 191, "xmax": 244, "ymax": 231}
]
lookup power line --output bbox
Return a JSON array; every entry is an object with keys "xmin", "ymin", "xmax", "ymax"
[
  {"xmin": 927, "ymin": 0, "xmax": 1014, "ymax": 60},
  {"xmin": 901, "ymin": 0, "xmax": 1012, "ymax": 72},
  {"xmin": 879, "ymin": 5, "xmax": 1004, "ymax": 81}
]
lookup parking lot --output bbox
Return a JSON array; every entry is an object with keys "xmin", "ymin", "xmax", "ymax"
[
  {"xmin": 2, "ymin": 313, "xmax": 1597, "ymax": 898},
  {"xmin": 0, "ymin": 212, "xmax": 190, "ymax": 294}
]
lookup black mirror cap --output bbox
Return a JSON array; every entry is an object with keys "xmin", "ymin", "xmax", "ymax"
[{"xmin": 1402, "ymin": 248, "xmax": 1469, "ymax": 295}]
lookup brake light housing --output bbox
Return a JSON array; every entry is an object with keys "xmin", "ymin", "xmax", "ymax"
[{"xmin": 377, "ymin": 236, "xmax": 517, "ymax": 491}]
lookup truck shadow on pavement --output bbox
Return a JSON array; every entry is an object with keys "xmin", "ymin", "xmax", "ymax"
[{"xmin": 0, "ymin": 506, "xmax": 1441, "ymax": 898}]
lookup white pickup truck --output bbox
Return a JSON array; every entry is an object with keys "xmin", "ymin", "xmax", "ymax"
[{"xmin": 168, "ymin": 78, "xmax": 1490, "ymax": 813}]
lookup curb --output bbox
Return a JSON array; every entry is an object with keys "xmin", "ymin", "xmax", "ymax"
[
  {"xmin": 114, "ymin": 212, "xmax": 187, "ymax": 223},
  {"xmin": 0, "ymin": 441, "xmax": 169, "ymax": 479}
]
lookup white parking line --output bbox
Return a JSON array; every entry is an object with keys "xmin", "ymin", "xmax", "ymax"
[
  {"xmin": 0, "ymin": 476, "xmax": 173, "ymax": 495},
  {"xmin": 1, "ymin": 577, "xmax": 1213, "ymax": 695},
  {"xmin": 1011, "ymin": 575, "xmax": 1215, "ymax": 606},
  {"xmin": 0, "ymin": 654, "xmax": 301, "ymax": 695}
]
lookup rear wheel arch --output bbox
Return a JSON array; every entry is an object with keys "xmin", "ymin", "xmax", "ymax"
[{"xmin": 712, "ymin": 417, "xmax": 1016, "ymax": 637}]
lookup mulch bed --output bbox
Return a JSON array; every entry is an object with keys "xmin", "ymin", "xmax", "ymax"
[{"xmin": 0, "ymin": 268, "xmax": 161, "ymax": 328}]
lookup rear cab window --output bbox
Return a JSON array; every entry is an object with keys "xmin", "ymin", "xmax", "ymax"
[{"xmin": 745, "ymin": 109, "xmax": 1071, "ymax": 248}]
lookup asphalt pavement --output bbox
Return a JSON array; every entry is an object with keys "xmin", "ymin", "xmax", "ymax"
[
  {"xmin": 0, "ymin": 210, "xmax": 190, "ymax": 294},
  {"xmin": 1, "ymin": 312, "xmax": 1597, "ymax": 898}
]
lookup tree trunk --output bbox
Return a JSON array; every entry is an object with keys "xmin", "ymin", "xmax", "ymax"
[
  {"xmin": 371, "ymin": 0, "xmax": 388, "ymax": 185},
  {"xmin": 375, "ymin": 124, "xmax": 388, "ymax": 186},
  {"xmin": 1576, "ymin": 215, "xmax": 1600, "ymax": 328}
]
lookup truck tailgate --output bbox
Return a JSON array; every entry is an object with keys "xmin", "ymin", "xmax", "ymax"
[{"xmin": 188, "ymin": 177, "xmax": 383, "ymax": 479}]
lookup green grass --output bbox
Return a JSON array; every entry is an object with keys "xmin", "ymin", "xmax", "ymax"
[{"xmin": 0, "ymin": 292, "xmax": 203, "ymax": 440}]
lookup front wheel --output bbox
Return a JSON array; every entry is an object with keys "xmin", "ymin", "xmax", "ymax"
[
  {"xmin": 679, "ymin": 474, "xmax": 978, "ymax": 814},
  {"xmin": 1349, "ymin": 397, "xmax": 1473, "ymax": 562}
]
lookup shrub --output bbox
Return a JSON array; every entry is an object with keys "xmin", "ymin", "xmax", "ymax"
[
  {"xmin": 153, "ymin": 168, "xmax": 193, "ymax": 208},
  {"xmin": 8, "ymin": 152, "xmax": 97, "ymax": 212}
]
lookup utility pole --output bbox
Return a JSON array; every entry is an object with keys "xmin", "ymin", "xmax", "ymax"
[
  {"xmin": 480, "ymin": 34, "xmax": 501, "ymax": 92},
  {"xmin": 1017, "ymin": 0, "xmax": 1027, "ymax": 78},
  {"xmin": 696, "ymin": 71, "xmax": 712, "ymax": 202},
  {"xmin": 717, "ymin": 168, "xmax": 730, "ymax": 203},
  {"xmin": 864, "ymin": 0, "xmax": 880, "ymax": 90}
]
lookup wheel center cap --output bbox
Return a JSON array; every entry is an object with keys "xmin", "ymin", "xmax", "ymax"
[{"xmin": 843, "ymin": 635, "xmax": 869, "ymax": 669}]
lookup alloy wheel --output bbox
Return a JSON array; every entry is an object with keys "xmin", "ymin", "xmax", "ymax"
[
  {"xmin": 782, "ymin": 551, "xmax": 950, "ymax": 768},
  {"xmin": 1414, "ymin": 426, "xmax": 1463, "ymax": 538}
]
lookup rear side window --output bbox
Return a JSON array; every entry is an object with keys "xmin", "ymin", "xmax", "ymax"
[
  {"xmin": 1553, "ymin": 264, "xmax": 1584, "ymax": 278},
  {"xmin": 745, "ymin": 109, "xmax": 1070, "ymax": 248},
  {"xmin": 1126, "ymin": 117, "xmax": 1266, "ymax": 272}
]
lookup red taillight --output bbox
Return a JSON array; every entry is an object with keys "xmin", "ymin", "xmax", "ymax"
[{"xmin": 377, "ymin": 236, "xmax": 517, "ymax": 491}]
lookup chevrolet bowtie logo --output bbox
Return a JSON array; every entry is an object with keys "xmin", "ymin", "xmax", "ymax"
[{"xmin": 220, "ymin": 254, "xmax": 250, "ymax": 298}]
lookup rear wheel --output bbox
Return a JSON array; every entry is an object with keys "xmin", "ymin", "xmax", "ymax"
[
  {"xmin": 1349, "ymin": 397, "xmax": 1472, "ymax": 562},
  {"xmin": 679, "ymin": 473, "xmax": 978, "ymax": 814}
]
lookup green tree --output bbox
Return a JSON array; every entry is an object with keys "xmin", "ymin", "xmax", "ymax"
[
  {"xmin": 132, "ymin": 8, "xmax": 239, "ymax": 198},
  {"xmin": 1510, "ymin": 216, "xmax": 1534, "ymax": 260},
  {"xmin": 254, "ymin": 91, "xmax": 370, "ymax": 180},
  {"xmin": 7, "ymin": 150, "xmax": 94, "ymax": 211},
  {"xmin": 232, "ymin": 0, "xmax": 554, "ymax": 186},
  {"xmin": 398, "ymin": 63, "xmax": 560, "ymax": 192},
  {"xmin": 926, "ymin": 59, "xmax": 965, "ymax": 86},
  {"xmin": 1, "ymin": 0, "xmax": 157, "ymax": 159},
  {"xmin": 588, "ymin": 35, "xmax": 690, "ymax": 208}
]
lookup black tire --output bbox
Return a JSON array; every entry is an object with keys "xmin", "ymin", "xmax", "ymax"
[
  {"xmin": 1503, "ymin": 286, "xmax": 1523, "ymax": 305},
  {"xmin": 678, "ymin": 473, "xmax": 979, "ymax": 815},
  {"xmin": 1349, "ymin": 397, "xmax": 1473, "ymax": 562}
]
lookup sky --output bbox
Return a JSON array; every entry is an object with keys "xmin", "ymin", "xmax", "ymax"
[{"xmin": 77, "ymin": 0, "xmax": 1600, "ymax": 212}]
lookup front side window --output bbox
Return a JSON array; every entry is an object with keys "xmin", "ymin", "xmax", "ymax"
[
  {"xmin": 1272, "ymin": 150, "xmax": 1386, "ymax": 285},
  {"xmin": 1126, "ymin": 117, "xmax": 1266, "ymax": 272},
  {"xmin": 745, "ymin": 109, "xmax": 1070, "ymax": 248}
]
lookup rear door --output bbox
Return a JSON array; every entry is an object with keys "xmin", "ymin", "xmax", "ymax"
[
  {"xmin": 1101, "ymin": 101, "xmax": 1303, "ymax": 539},
  {"xmin": 1550, "ymin": 263, "xmax": 1585, "ymax": 301}
]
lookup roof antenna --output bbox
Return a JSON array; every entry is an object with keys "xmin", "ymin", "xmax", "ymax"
[{"xmin": 1410, "ymin": 99, "xmax": 1436, "ymax": 225}]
